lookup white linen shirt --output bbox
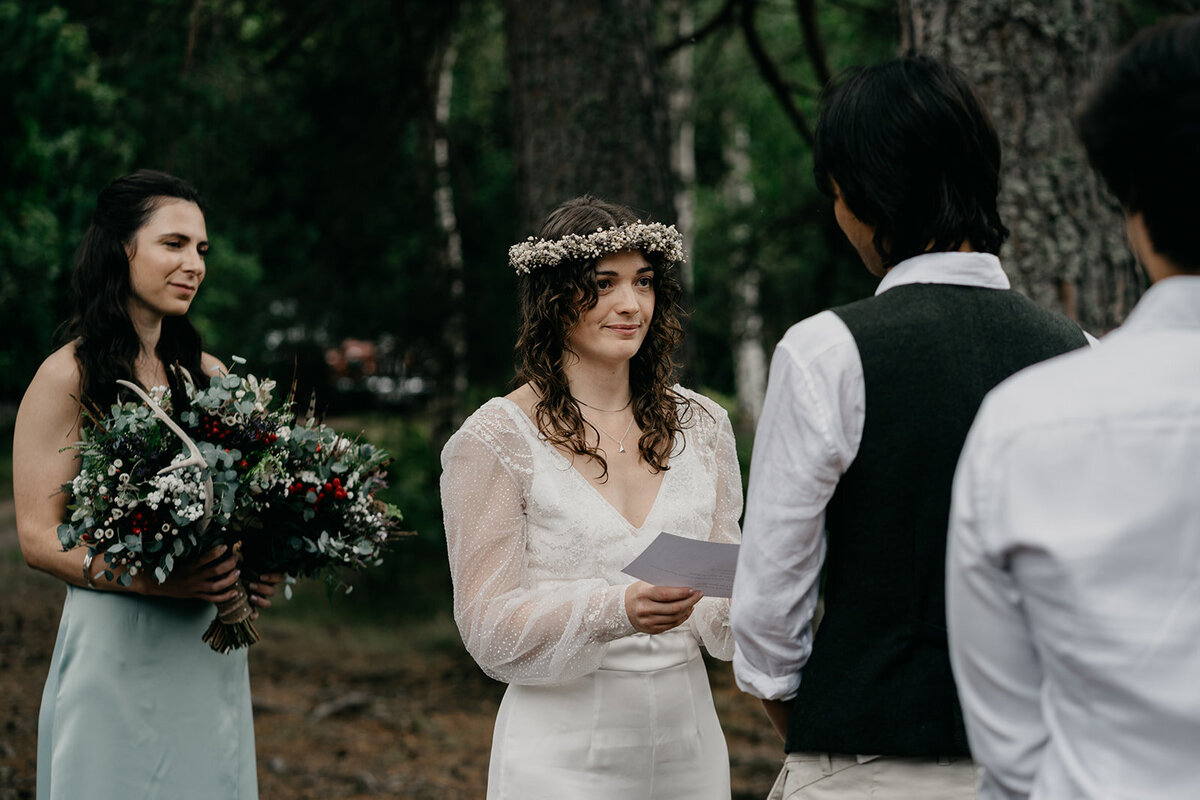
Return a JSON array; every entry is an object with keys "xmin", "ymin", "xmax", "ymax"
[
  {"xmin": 947, "ymin": 274, "xmax": 1200, "ymax": 800},
  {"xmin": 731, "ymin": 250, "xmax": 1012, "ymax": 701}
]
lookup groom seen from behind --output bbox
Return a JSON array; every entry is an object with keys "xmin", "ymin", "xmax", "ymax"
[{"xmin": 730, "ymin": 57, "xmax": 1090, "ymax": 799}]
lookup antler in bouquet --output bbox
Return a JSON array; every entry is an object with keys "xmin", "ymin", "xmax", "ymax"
[
  {"xmin": 114, "ymin": 378, "xmax": 260, "ymax": 652},
  {"xmin": 114, "ymin": 379, "xmax": 213, "ymax": 531}
]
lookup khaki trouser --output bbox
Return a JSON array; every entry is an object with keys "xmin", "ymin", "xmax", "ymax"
[{"xmin": 766, "ymin": 752, "xmax": 979, "ymax": 800}]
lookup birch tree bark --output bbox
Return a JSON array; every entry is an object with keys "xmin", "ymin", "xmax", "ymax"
[
  {"xmin": 503, "ymin": 0, "xmax": 674, "ymax": 235},
  {"xmin": 666, "ymin": 0, "xmax": 697, "ymax": 296},
  {"xmin": 666, "ymin": 0, "xmax": 699, "ymax": 382},
  {"xmin": 433, "ymin": 41, "xmax": 469, "ymax": 427},
  {"xmin": 723, "ymin": 118, "xmax": 768, "ymax": 428},
  {"xmin": 901, "ymin": 0, "xmax": 1141, "ymax": 332}
]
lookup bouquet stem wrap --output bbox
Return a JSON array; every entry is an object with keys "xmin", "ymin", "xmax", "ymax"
[{"xmin": 203, "ymin": 576, "xmax": 260, "ymax": 654}]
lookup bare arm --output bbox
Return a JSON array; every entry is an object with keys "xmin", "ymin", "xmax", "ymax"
[
  {"xmin": 15, "ymin": 346, "xmax": 100, "ymax": 586},
  {"xmin": 762, "ymin": 698, "xmax": 793, "ymax": 741},
  {"xmin": 13, "ymin": 346, "xmax": 239, "ymax": 600}
]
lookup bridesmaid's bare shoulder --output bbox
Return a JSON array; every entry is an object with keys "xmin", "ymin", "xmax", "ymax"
[
  {"xmin": 28, "ymin": 342, "xmax": 83, "ymax": 398},
  {"xmin": 15, "ymin": 342, "xmax": 84, "ymax": 447}
]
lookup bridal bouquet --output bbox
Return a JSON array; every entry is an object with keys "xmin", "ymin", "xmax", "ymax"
[
  {"xmin": 59, "ymin": 363, "xmax": 287, "ymax": 647},
  {"xmin": 61, "ymin": 358, "xmax": 404, "ymax": 654}
]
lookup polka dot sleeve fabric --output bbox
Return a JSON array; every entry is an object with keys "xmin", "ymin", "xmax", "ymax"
[
  {"xmin": 440, "ymin": 405, "xmax": 633, "ymax": 686},
  {"xmin": 678, "ymin": 390, "xmax": 742, "ymax": 661}
]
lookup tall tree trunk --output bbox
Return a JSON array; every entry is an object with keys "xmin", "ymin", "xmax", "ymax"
[
  {"xmin": 901, "ymin": 0, "xmax": 1141, "ymax": 333},
  {"xmin": 504, "ymin": 0, "xmax": 674, "ymax": 235},
  {"xmin": 666, "ymin": 0, "xmax": 698, "ymax": 383},
  {"xmin": 433, "ymin": 41, "xmax": 469, "ymax": 428},
  {"xmin": 724, "ymin": 117, "xmax": 767, "ymax": 429},
  {"xmin": 667, "ymin": 0, "xmax": 697, "ymax": 295}
]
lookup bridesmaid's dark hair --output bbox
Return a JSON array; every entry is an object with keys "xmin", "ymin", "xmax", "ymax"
[{"xmin": 63, "ymin": 170, "xmax": 207, "ymax": 409}]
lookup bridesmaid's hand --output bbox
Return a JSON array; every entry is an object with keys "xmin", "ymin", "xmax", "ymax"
[
  {"xmin": 624, "ymin": 581, "xmax": 702, "ymax": 635},
  {"xmin": 246, "ymin": 573, "xmax": 284, "ymax": 619},
  {"xmin": 138, "ymin": 545, "xmax": 241, "ymax": 602}
]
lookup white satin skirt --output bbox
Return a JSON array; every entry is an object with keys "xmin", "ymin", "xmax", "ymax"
[{"xmin": 487, "ymin": 631, "xmax": 731, "ymax": 799}]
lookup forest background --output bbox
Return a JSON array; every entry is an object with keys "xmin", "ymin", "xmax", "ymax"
[{"xmin": 1, "ymin": 1, "xmax": 1196, "ymax": 797}]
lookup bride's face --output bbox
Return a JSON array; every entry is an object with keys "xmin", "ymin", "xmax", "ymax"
[{"xmin": 566, "ymin": 250, "xmax": 655, "ymax": 367}]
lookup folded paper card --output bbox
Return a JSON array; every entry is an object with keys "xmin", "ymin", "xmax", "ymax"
[{"xmin": 622, "ymin": 532, "xmax": 739, "ymax": 598}]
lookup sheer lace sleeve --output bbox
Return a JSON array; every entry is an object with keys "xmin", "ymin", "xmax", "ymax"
[
  {"xmin": 682, "ymin": 392, "xmax": 743, "ymax": 660},
  {"xmin": 441, "ymin": 404, "xmax": 634, "ymax": 685}
]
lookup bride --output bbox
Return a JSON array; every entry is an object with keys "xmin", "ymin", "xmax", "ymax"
[{"xmin": 440, "ymin": 196, "xmax": 741, "ymax": 798}]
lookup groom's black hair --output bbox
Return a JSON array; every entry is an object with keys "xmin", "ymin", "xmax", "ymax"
[
  {"xmin": 1077, "ymin": 15, "xmax": 1200, "ymax": 272},
  {"xmin": 813, "ymin": 55, "xmax": 1008, "ymax": 270}
]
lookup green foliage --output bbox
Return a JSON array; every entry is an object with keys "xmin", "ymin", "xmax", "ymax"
[
  {"xmin": 680, "ymin": 0, "xmax": 893, "ymax": 389},
  {"xmin": 316, "ymin": 413, "xmax": 453, "ymax": 620},
  {"xmin": 0, "ymin": 2, "xmax": 131, "ymax": 398},
  {"xmin": 6, "ymin": 0, "xmax": 1189, "ymax": 449}
]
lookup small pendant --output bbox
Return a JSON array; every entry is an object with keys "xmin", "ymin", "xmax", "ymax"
[{"xmin": 618, "ymin": 445, "xmax": 626, "ymax": 453}]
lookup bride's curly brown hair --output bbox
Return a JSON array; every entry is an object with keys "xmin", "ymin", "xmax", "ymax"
[{"xmin": 514, "ymin": 196, "xmax": 696, "ymax": 479}]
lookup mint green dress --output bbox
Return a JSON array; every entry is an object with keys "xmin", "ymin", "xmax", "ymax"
[{"xmin": 37, "ymin": 585, "xmax": 258, "ymax": 799}]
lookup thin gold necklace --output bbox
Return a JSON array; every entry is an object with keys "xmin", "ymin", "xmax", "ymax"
[
  {"xmin": 572, "ymin": 394, "xmax": 632, "ymax": 413},
  {"xmin": 589, "ymin": 415, "xmax": 636, "ymax": 453}
]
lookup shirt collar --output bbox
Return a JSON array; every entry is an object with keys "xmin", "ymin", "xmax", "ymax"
[
  {"xmin": 875, "ymin": 251, "xmax": 1011, "ymax": 296},
  {"xmin": 1118, "ymin": 274, "xmax": 1200, "ymax": 334}
]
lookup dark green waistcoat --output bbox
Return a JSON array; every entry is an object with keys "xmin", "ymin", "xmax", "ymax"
[{"xmin": 784, "ymin": 283, "xmax": 1087, "ymax": 756}]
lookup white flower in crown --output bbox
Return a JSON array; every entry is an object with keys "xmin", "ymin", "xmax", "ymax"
[{"xmin": 507, "ymin": 221, "xmax": 687, "ymax": 274}]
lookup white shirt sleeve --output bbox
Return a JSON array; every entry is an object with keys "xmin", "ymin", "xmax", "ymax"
[
  {"xmin": 947, "ymin": 400, "xmax": 1048, "ymax": 799},
  {"xmin": 441, "ymin": 423, "xmax": 633, "ymax": 686},
  {"xmin": 731, "ymin": 311, "xmax": 864, "ymax": 700}
]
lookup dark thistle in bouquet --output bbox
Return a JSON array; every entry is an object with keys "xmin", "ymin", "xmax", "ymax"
[{"xmin": 234, "ymin": 418, "xmax": 404, "ymax": 591}]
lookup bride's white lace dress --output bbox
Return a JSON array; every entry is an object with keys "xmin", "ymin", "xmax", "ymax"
[{"xmin": 441, "ymin": 387, "xmax": 741, "ymax": 799}]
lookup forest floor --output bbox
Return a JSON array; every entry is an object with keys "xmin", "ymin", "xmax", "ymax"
[{"xmin": 0, "ymin": 496, "xmax": 782, "ymax": 800}]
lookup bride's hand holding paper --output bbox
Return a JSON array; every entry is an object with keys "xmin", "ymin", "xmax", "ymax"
[{"xmin": 624, "ymin": 581, "xmax": 702, "ymax": 634}]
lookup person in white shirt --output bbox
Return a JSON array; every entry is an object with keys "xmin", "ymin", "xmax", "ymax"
[
  {"xmin": 730, "ymin": 56, "xmax": 1090, "ymax": 799},
  {"xmin": 947, "ymin": 16, "xmax": 1200, "ymax": 800}
]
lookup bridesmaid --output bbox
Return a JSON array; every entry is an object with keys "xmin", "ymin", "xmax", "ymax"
[
  {"xmin": 441, "ymin": 196, "xmax": 742, "ymax": 798},
  {"xmin": 13, "ymin": 170, "xmax": 280, "ymax": 800}
]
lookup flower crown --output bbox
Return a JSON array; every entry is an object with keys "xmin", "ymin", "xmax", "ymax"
[{"xmin": 508, "ymin": 221, "xmax": 686, "ymax": 274}]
